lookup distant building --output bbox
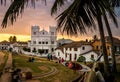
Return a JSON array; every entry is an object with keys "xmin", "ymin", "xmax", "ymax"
[
  {"xmin": 0, "ymin": 41, "xmax": 27, "ymax": 53},
  {"xmin": 57, "ymin": 38, "xmax": 73, "ymax": 47},
  {"xmin": 29, "ymin": 25, "xmax": 57, "ymax": 54},
  {"xmin": 10, "ymin": 42, "xmax": 28, "ymax": 53},
  {"xmin": 92, "ymin": 36, "xmax": 120, "ymax": 55},
  {"xmin": 0, "ymin": 41, "xmax": 10, "ymax": 50}
]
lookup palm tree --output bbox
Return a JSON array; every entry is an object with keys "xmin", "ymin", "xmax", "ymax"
[
  {"xmin": 103, "ymin": 13, "xmax": 117, "ymax": 72},
  {"xmin": 1, "ymin": 0, "xmax": 120, "ymax": 75},
  {"xmin": 51, "ymin": 0, "xmax": 119, "ymax": 75}
]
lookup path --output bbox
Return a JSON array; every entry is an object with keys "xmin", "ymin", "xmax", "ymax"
[
  {"xmin": 21, "ymin": 66, "xmax": 58, "ymax": 82},
  {"xmin": 0, "ymin": 53, "xmax": 13, "ymax": 82},
  {"xmin": 33, "ymin": 66, "xmax": 58, "ymax": 79}
]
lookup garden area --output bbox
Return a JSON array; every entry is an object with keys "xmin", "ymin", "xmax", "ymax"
[{"xmin": 12, "ymin": 54, "xmax": 79, "ymax": 82}]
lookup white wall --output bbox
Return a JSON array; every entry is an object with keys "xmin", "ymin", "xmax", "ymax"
[
  {"xmin": 79, "ymin": 45, "xmax": 93, "ymax": 54},
  {"xmin": 81, "ymin": 51, "xmax": 98, "ymax": 62},
  {"xmin": 55, "ymin": 45, "xmax": 94, "ymax": 61},
  {"xmin": 55, "ymin": 49, "xmax": 64, "ymax": 59}
]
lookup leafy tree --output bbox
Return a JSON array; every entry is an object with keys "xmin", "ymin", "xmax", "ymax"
[
  {"xmin": 38, "ymin": 49, "xmax": 44, "ymax": 54},
  {"xmin": 8, "ymin": 35, "xmax": 17, "ymax": 42},
  {"xmin": 23, "ymin": 47, "xmax": 28, "ymax": 51},
  {"xmin": 77, "ymin": 56, "xmax": 86, "ymax": 62},
  {"xmin": 13, "ymin": 36, "xmax": 17, "ymax": 42},
  {"xmin": 23, "ymin": 47, "xmax": 31, "ymax": 52},
  {"xmin": 8, "ymin": 36, "xmax": 13, "ymax": 42},
  {"xmin": 9, "ymin": 47, "xmax": 13, "ymax": 52}
]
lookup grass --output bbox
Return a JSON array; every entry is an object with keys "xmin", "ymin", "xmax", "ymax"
[
  {"xmin": 13, "ymin": 54, "xmax": 79, "ymax": 82},
  {"xmin": 13, "ymin": 55, "xmax": 51, "ymax": 74}
]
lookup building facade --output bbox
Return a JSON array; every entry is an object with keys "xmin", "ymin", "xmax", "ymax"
[
  {"xmin": 55, "ymin": 41, "xmax": 99, "ymax": 62},
  {"xmin": 30, "ymin": 25, "xmax": 57, "ymax": 54}
]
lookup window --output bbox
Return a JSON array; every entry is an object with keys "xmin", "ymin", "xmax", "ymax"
[
  {"xmin": 51, "ymin": 41, "xmax": 54, "ymax": 44},
  {"xmin": 82, "ymin": 46, "xmax": 85, "ymax": 50},
  {"xmin": 91, "ymin": 54, "xmax": 94, "ymax": 58},
  {"xmin": 51, "ymin": 32, "xmax": 54, "ymax": 35},
  {"xmin": 58, "ymin": 52, "xmax": 60, "ymax": 56},
  {"xmin": 51, "ymin": 48, "xmax": 54, "ymax": 52},
  {"xmin": 65, "ymin": 53, "xmax": 67, "ymax": 58},
  {"xmin": 74, "ymin": 54, "xmax": 77, "ymax": 60},
  {"xmin": 46, "ymin": 49, "xmax": 48, "ymax": 53},
  {"xmin": 96, "ymin": 46, "xmax": 98, "ymax": 50},
  {"xmin": 33, "ymin": 32, "xmax": 36, "ymax": 35},
  {"xmin": 33, "ymin": 41, "xmax": 36, "ymax": 44},
  {"xmin": 42, "ymin": 42, "xmax": 44, "ymax": 44},
  {"xmin": 74, "ymin": 48, "xmax": 77, "ymax": 51},
  {"xmin": 39, "ymin": 42, "xmax": 41, "ymax": 44},
  {"xmin": 46, "ymin": 42, "xmax": 48, "ymax": 44}
]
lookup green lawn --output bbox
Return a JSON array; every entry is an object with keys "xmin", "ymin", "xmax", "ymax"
[{"xmin": 13, "ymin": 54, "xmax": 79, "ymax": 82}]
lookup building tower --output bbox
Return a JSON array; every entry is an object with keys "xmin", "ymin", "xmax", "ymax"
[{"xmin": 49, "ymin": 26, "xmax": 57, "ymax": 53}]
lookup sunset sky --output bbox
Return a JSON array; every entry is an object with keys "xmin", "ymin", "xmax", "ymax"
[{"xmin": 0, "ymin": 0, "xmax": 120, "ymax": 42}]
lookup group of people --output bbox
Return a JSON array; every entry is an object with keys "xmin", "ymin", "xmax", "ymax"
[
  {"xmin": 55, "ymin": 57, "xmax": 65, "ymax": 63},
  {"xmin": 28, "ymin": 57, "xmax": 35, "ymax": 62},
  {"xmin": 12, "ymin": 68, "xmax": 22, "ymax": 82},
  {"xmin": 47, "ymin": 53, "xmax": 53, "ymax": 61}
]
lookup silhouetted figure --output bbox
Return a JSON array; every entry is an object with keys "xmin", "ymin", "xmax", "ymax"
[
  {"xmin": 61, "ymin": 58, "xmax": 64, "ymax": 63},
  {"xmin": 28, "ymin": 57, "xmax": 32, "ymax": 62},
  {"xmin": 50, "ymin": 54, "xmax": 53, "ymax": 60},
  {"xmin": 47, "ymin": 53, "xmax": 50, "ymax": 61},
  {"xmin": 31, "ymin": 57, "xmax": 35, "ymax": 62},
  {"xmin": 95, "ymin": 67, "xmax": 105, "ymax": 82}
]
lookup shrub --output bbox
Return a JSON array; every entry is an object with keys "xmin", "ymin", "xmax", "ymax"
[{"xmin": 77, "ymin": 56, "xmax": 86, "ymax": 62}]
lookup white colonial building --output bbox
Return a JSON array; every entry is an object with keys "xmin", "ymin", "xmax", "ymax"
[
  {"xmin": 55, "ymin": 41, "xmax": 99, "ymax": 62},
  {"xmin": 29, "ymin": 25, "xmax": 57, "ymax": 54},
  {"xmin": 0, "ymin": 41, "xmax": 27, "ymax": 53}
]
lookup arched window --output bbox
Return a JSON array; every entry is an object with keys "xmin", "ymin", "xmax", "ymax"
[{"xmin": 82, "ymin": 46, "xmax": 85, "ymax": 50}]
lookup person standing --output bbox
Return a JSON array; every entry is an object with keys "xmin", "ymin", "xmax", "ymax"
[
  {"xmin": 47, "ymin": 53, "xmax": 50, "ymax": 61},
  {"xmin": 95, "ymin": 67, "xmax": 105, "ymax": 82}
]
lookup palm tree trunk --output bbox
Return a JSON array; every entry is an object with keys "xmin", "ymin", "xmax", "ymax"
[
  {"xmin": 97, "ymin": 13, "xmax": 109, "ymax": 75},
  {"xmin": 104, "ymin": 14, "xmax": 117, "ymax": 72}
]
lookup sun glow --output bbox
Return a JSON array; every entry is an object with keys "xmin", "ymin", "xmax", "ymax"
[{"xmin": 0, "ymin": 34, "xmax": 30, "ymax": 42}]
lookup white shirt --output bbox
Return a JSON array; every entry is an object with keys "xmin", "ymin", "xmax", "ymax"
[{"xmin": 96, "ymin": 71, "xmax": 105, "ymax": 82}]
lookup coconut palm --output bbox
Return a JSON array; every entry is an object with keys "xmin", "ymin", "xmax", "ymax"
[
  {"xmin": 1, "ymin": 0, "xmax": 120, "ymax": 74},
  {"xmin": 51, "ymin": 0, "xmax": 119, "ymax": 75},
  {"xmin": 103, "ymin": 13, "xmax": 117, "ymax": 72}
]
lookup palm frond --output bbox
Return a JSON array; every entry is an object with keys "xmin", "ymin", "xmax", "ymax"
[
  {"xmin": 110, "ymin": 0, "xmax": 120, "ymax": 7},
  {"xmin": 1, "ymin": 0, "xmax": 29, "ymax": 28},
  {"xmin": 52, "ymin": 0, "xmax": 118, "ymax": 36},
  {"xmin": 1, "ymin": 0, "xmax": 47, "ymax": 28},
  {"xmin": 51, "ymin": 0, "xmax": 68, "ymax": 15},
  {"xmin": 54, "ymin": 0, "xmax": 96, "ymax": 36}
]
